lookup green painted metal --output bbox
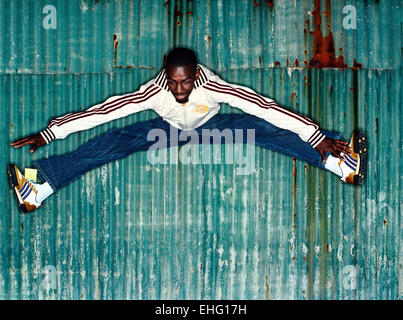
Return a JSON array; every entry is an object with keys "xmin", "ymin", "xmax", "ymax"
[{"xmin": 0, "ymin": 0, "xmax": 401, "ymax": 299}]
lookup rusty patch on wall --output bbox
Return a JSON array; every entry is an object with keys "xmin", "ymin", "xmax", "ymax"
[{"xmin": 308, "ymin": 0, "xmax": 362, "ymax": 69}]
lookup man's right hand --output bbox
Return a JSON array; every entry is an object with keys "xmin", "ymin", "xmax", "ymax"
[{"xmin": 10, "ymin": 133, "xmax": 46, "ymax": 153}]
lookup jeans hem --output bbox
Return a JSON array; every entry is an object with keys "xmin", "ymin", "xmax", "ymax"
[{"xmin": 33, "ymin": 160, "xmax": 58, "ymax": 192}]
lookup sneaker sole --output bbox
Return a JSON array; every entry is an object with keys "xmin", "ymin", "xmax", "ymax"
[
  {"xmin": 352, "ymin": 130, "xmax": 368, "ymax": 185},
  {"xmin": 7, "ymin": 164, "xmax": 29, "ymax": 213}
]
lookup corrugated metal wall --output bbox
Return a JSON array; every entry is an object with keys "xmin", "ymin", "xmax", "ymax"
[{"xmin": 0, "ymin": 0, "xmax": 401, "ymax": 299}]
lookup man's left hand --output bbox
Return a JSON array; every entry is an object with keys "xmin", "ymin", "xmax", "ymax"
[{"xmin": 315, "ymin": 137, "xmax": 351, "ymax": 163}]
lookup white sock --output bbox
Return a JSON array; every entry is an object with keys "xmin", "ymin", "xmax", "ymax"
[
  {"xmin": 34, "ymin": 181, "xmax": 54, "ymax": 204},
  {"xmin": 324, "ymin": 155, "xmax": 342, "ymax": 177}
]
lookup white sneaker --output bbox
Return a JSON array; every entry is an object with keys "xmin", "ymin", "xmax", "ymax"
[
  {"xmin": 7, "ymin": 164, "xmax": 42, "ymax": 213},
  {"xmin": 339, "ymin": 130, "xmax": 368, "ymax": 185}
]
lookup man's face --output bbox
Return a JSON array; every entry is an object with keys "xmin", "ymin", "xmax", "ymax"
[{"xmin": 165, "ymin": 64, "xmax": 200, "ymax": 103}]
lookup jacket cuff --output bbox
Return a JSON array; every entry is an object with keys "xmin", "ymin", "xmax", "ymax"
[
  {"xmin": 40, "ymin": 128, "xmax": 56, "ymax": 144},
  {"xmin": 308, "ymin": 129, "xmax": 326, "ymax": 148}
]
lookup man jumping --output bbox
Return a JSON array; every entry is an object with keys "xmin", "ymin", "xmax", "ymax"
[{"xmin": 8, "ymin": 47, "xmax": 367, "ymax": 213}]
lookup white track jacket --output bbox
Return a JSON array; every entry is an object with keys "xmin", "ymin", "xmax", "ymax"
[{"xmin": 40, "ymin": 65, "xmax": 325, "ymax": 148}]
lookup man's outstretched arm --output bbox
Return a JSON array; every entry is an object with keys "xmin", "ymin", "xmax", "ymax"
[
  {"xmin": 10, "ymin": 80, "xmax": 162, "ymax": 153},
  {"xmin": 202, "ymin": 72, "xmax": 351, "ymax": 161}
]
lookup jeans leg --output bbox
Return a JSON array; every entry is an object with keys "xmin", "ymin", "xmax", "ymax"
[
  {"xmin": 196, "ymin": 113, "xmax": 340, "ymax": 169},
  {"xmin": 33, "ymin": 117, "xmax": 171, "ymax": 191}
]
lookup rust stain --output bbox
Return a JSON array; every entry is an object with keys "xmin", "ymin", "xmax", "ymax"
[
  {"xmin": 353, "ymin": 59, "xmax": 363, "ymax": 69},
  {"xmin": 113, "ymin": 34, "xmax": 119, "ymax": 67},
  {"xmin": 265, "ymin": 0, "xmax": 273, "ymax": 10},
  {"xmin": 292, "ymin": 155, "xmax": 297, "ymax": 223},
  {"xmin": 274, "ymin": 61, "xmax": 280, "ymax": 66},
  {"xmin": 325, "ymin": 0, "xmax": 331, "ymax": 22},
  {"xmin": 113, "ymin": 34, "xmax": 119, "ymax": 50},
  {"xmin": 112, "ymin": 34, "xmax": 141, "ymax": 69},
  {"xmin": 174, "ymin": 6, "xmax": 183, "ymax": 17},
  {"xmin": 292, "ymin": 157, "xmax": 297, "ymax": 177},
  {"xmin": 308, "ymin": 0, "xmax": 362, "ymax": 69},
  {"xmin": 265, "ymin": 275, "xmax": 270, "ymax": 299},
  {"xmin": 308, "ymin": 0, "xmax": 344, "ymax": 67},
  {"xmin": 303, "ymin": 75, "xmax": 310, "ymax": 87},
  {"xmin": 253, "ymin": 0, "xmax": 260, "ymax": 7},
  {"xmin": 174, "ymin": 6, "xmax": 183, "ymax": 26},
  {"xmin": 295, "ymin": 59, "xmax": 299, "ymax": 67},
  {"xmin": 290, "ymin": 93, "xmax": 297, "ymax": 104}
]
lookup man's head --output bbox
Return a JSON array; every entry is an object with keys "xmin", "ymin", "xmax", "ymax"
[{"xmin": 165, "ymin": 47, "xmax": 200, "ymax": 103}]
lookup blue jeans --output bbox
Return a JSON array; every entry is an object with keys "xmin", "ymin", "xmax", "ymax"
[{"xmin": 33, "ymin": 114, "xmax": 339, "ymax": 191}]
